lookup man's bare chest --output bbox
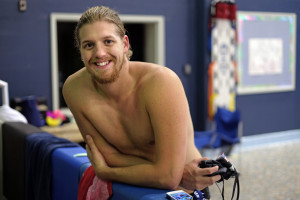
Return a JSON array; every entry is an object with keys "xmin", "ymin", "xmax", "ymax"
[{"xmin": 85, "ymin": 101, "xmax": 155, "ymax": 156}]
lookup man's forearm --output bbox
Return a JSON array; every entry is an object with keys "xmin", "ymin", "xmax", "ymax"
[
  {"xmin": 86, "ymin": 135, "xmax": 183, "ymax": 190},
  {"xmin": 105, "ymin": 152, "xmax": 151, "ymax": 167},
  {"xmin": 97, "ymin": 163, "xmax": 180, "ymax": 190}
]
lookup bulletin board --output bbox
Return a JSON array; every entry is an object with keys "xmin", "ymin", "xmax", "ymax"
[{"xmin": 237, "ymin": 11, "xmax": 297, "ymax": 95}]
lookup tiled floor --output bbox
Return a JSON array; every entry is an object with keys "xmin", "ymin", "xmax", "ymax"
[{"xmin": 206, "ymin": 129, "xmax": 300, "ymax": 200}]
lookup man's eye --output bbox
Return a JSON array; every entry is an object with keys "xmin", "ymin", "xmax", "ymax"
[
  {"xmin": 105, "ymin": 40, "xmax": 113, "ymax": 45},
  {"xmin": 83, "ymin": 43, "xmax": 93, "ymax": 49}
]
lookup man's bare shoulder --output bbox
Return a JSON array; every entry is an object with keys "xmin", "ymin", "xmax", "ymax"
[
  {"xmin": 62, "ymin": 68, "xmax": 94, "ymax": 106},
  {"xmin": 63, "ymin": 68, "xmax": 90, "ymax": 92},
  {"xmin": 130, "ymin": 62, "xmax": 185, "ymax": 107},
  {"xmin": 130, "ymin": 61, "xmax": 180, "ymax": 88}
]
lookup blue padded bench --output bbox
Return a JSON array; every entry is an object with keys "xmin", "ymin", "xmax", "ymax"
[
  {"xmin": 52, "ymin": 146, "xmax": 91, "ymax": 200},
  {"xmin": 1, "ymin": 121, "xmax": 173, "ymax": 200},
  {"xmin": 51, "ymin": 146, "xmax": 171, "ymax": 200},
  {"xmin": 111, "ymin": 183, "xmax": 170, "ymax": 200}
]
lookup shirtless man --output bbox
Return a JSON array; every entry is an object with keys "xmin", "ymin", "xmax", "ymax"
[{"xmin": 63, "ymin": 6, "xmax": 220, "ymax": 192}]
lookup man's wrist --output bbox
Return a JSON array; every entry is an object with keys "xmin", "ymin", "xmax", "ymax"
[{"xmin": 95, "ymin": 165, "xmax": 111, "ymax": 180}]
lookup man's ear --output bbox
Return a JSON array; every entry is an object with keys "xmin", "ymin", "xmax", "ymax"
[{"xmin": 123, "ymin": 35, "xmax": 130, "ymax": 53}]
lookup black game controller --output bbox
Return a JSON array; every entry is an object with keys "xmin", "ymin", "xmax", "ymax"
[
  {"xmin": 199, "ymin": 153, "xmax": 240, "ymax": 200},
  {"xmin": 199, "ymin": 153, "xmax": 238, "ymax": 181}
]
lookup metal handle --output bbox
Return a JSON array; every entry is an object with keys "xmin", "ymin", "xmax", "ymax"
[{"xmin": 0, "ymin": 80, "xmax": 9, "ymax": 107}]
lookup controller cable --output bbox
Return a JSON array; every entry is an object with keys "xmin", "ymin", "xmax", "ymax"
[{"xmin": 215, "ymin": 169, "xmax": 239, "ymax": 200}]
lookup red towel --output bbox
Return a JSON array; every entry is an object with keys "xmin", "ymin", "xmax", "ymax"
[{"xmin": 78, "ymin": 166, "xmax": 112, "ymax": 200}]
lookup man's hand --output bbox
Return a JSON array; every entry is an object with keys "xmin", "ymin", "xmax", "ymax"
[
  {"xmin": 86, "ymin": 135, "xmax": 109, "ymax": 178},
  {"xmin": 180, "ymin": 157, "xmax": 221, "ymax": 191}
]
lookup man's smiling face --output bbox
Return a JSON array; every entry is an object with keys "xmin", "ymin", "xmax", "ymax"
[{"xmin": 79, "ymin": 20, "xmax": 129, "ymax": 84}]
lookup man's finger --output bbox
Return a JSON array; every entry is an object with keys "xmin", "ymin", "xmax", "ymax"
[
  {"xmin": 212, "ymin": 174, "xmax": 222, "ymax": 182},
  {"xmin": 85, "ymin": 135, "xmax": 98, "ymax": 162},
  {"xmin": 86, "ymin": 135, "xmax": 97, "ymax": 152},
  {"xmin": 192, "ymin": 157, "xmax": 209, "ymax": 165},
  {"xmin": 85, "ymin": 143, "xmax": 92, "ymax": 161},
  {"xmin": 85, "ymin": 135, "xmax": 108, "ymax": 167}
]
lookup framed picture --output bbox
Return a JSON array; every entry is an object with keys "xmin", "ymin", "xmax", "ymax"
[{"xmin": 237, "ymin": 11, "xmax": 296, "ymax": 95}]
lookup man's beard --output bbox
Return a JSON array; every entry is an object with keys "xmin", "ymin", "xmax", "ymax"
[
  {"xmin": 94, "ymin": 66, "xmax": 121, "ymax": 84},
  {"xmin": 92, "ymin": 60, "xmax": 123, "ymax": 84}
]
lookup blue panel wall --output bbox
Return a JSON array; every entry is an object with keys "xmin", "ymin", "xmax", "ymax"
[{"xmin": 0, "ymin": 0, "xmax": 299, "ymax": 136}]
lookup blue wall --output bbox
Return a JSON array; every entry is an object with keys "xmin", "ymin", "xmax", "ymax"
[
  {"xmin": 236, "ymin": 0, "xmax": 300, "ymax": 135},
  {"xmin": 0, "ymin": 0, "xmax": 299, "ymax": 136}
]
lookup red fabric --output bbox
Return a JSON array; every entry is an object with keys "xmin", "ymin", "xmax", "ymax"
[
  {"xmin": 215, "ymin": 2, "xmax": 230, "ymax": 19},
  {"xmin": 214, "ymin": 2, "xmax": 237, "ymax": 20},
  {"xmin": 229, "ymin": 4, "xmax": 237, "ymax": 20},
  {"xmin": 78, "ymin": 166, "xmax": 112, "ymax": 200},
  {"xmin": 86, "ymin": 176, "xmax": 112, "ymax": 200},
  {"xmin": 78, "ymin": 166, "xmax": 95, "ymax": 200}
]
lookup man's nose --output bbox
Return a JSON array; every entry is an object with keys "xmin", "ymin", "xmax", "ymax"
[{"xmin": 94, "ymin": 44, "xmax": 106, "ymax": 57}]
